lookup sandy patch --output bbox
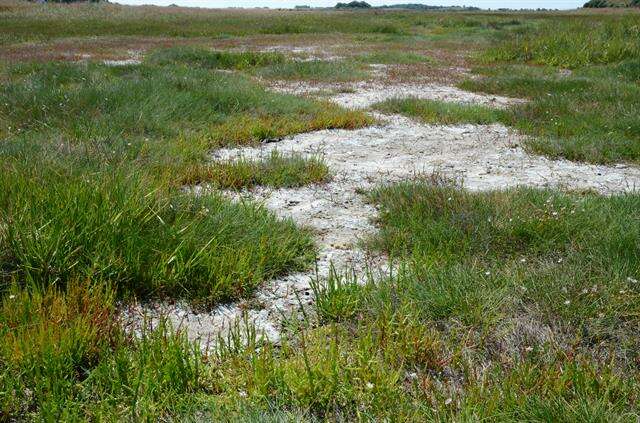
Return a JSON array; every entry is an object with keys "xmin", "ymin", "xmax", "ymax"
[
  {"xmin": 270, "ymin": 80, "xmax": 524, "ymax": 109},
  {"xmin": 120, "ymin": 84, "xmax": 640, "ymax": 348}
]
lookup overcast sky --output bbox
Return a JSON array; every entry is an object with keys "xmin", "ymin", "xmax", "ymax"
[{"xmin": 114, "ymin": 0, "xmax": 585, "ymax": 10}]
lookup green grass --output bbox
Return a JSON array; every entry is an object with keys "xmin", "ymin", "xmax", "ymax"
[
  {"xmin": 373, "ymin": 98, "xmax": 505, "ymax": 125},
  {"xmin": 1, "ymin": 59, "xmax": 368, "ymax": 150},
  {"xmin": 1, "ymin": 282, "xmax": 211, "ymax": 420},
  {"xmin": 485, "ymin": 16, "xmax": 640, "ymax": 69},
  {"xmin": 0, "ymin": 54, "xmax": 372, "ymax": 305},
  {"xmin": 3, "ymin": 4, "xmax": 640, "ymax": 420},
  {"xmin": 460, "ymin": 65, "xmax": 640, "ymax": 163},
  {"xmin": 182, "ymin": 151, "xmax": 330, "ymax": 189},
  {"xmin": 0, "ymin": 158, "xmax": 316, "ymax": 305},
  {"xmin": 376, "ymin": 17, "xmax": 640, "ymax": 164},
  {"xmin": 4, "ymin": 179, "xmax": 639, "ymax": 420},
  {"xmin": 457, "ymin": 15, "xmax": 640, "ymax": 164},
  {"xmin": 0, "ymin": 55, "xmax": 371, "ymax": 304},
  {"xmin": 364, "ymin": 178, "xmax": 640, "ymax": 344},
  {"xmin": 146, "ymin": 46, "xmax": 287, "ymax": 70},
  {"xmin": 0, "ymin": 3, "xmax": 413, "ymax": 44}
]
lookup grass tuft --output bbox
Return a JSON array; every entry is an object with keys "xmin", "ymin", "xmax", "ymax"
[
  {"xmin": 146, "ymin": 46, "xmax": 287, "ymax": 70},
  {"xmin": 258, "ymin": 60, "xmax": 370, "ymax": 82},
  {"xmin": 0, "ymin": 160, "xmax": 316, "ymax": 305},
  {"xmin": 373, "ymin": 98, "xmax": 505, "ymax": 125},
  {"xmin": 181, "ymin": 151, "xmax": 330, "ymax": 189}
]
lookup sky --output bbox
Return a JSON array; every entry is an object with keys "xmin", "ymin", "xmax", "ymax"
[{"xmin": 114, "ymin": 0, "xmax": 585, "ymax": 10}]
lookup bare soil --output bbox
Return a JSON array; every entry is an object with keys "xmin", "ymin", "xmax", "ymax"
[{"xmin": 121, "ymin": 77, "xmax": 640, "ymax": 349}]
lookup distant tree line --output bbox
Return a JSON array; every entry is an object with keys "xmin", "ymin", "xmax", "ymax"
[
  {"xmin": 335, "ymin": 1, "xmax": 372, "ymax": 8},
  {"xmin": 377, "ymin": 3, "xmax": 481, "ymax": 10},
  {"xmin": 334, "ymin": 2, "xmax": 484, "ymax": 9},
  {"xmin": 584, "ymin": 0, "xmax": 640, "ymax": 7},
  {"xmin": 30, "ymin": 0, "xmax": 101, "ymax": 3}
]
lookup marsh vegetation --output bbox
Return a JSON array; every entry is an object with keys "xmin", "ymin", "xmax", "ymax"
[{"xmin": 1, "ymin": 1, "xmax": 639, "ymax": 420}]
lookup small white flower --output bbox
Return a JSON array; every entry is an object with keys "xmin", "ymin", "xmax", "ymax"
[
  {"xmin": 366, "ymin": 382, "xmax": 374, "ymax": 390},
  {"xmin": 564, "ymin": 300, "xmax": 570, "ymax": 305},
  {"xmin": 485, "ymin": 271, "xmax": 491, "ymax": 276},
  {"xmin": 9, "ymin": 295, "xmax": 16, "ymax": 300},
  {"xmin": 444, "ymin": 398, "xmax": 453, "ymax": 405},
  {"xmin": 520, "ymin": 258, "xmax": 526, "ymax": 263},
  {"xmin": 406, "ymin": 372, "xmax": 418, "ymax": 380},
  {"xmin": 557, "ymin": 258, "xmax": 563, "ymax": 263},
  {"xmin": 239, "ymin": 390, "xmax": 247, "ymax": 397},
  {"xmin": 627, "ymin": 277, "xmax": 638, "ymax": 284}
]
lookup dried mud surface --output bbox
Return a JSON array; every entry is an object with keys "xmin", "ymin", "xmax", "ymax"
[{"xmin": 121, "ymin": 79, "xmax": 640, "ymax": 348}]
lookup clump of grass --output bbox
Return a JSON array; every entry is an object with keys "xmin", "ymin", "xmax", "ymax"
[
  {"xmin": 369, "ymin": 24, "xmax": 405, "ymax": 35},
  {"xmin": 578, "ymin": 58, "xmax": 640, "ymax": 83},
  {"xmin": 181, "ymin": 151, "xmax": 330, "ymax": 189},
  {"xmin": 205, "ymin": 108, "xmax": 372, "ymax": 147},
  {"xmin": 0, "ymin": 159, "xmax": 315, "ymax": 305},
  {"xmin": 0, "ymin": 54, "xmax": 370, "ymax": 305},
  {"xmin": 1, "ymin": 283, "xmax": 209, "ymax": 419},
  {"xmin": 367, "ymin": 178, "xmax": 640, "ymax": 331},
  {"xmin": 147, "ymin": 46, "xmax": 286, "ymax": 70},
  {"xmin": 259, "ymin": 21, "xmax": 307, "ymax": 34},
  {"xmin": 1, "ymin": 282, "xmax": 116, "ymax": 372},
  {"xmin": 258, "ymin": 60, "xmax": 370, "ymax": 82},
  {"xmin": 1, "ymin": 282, "xmax": 117, "ymax": 417},
  {"xmin": 373, "ymin": 98, "xmax": 505, "ymax": 125}
]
